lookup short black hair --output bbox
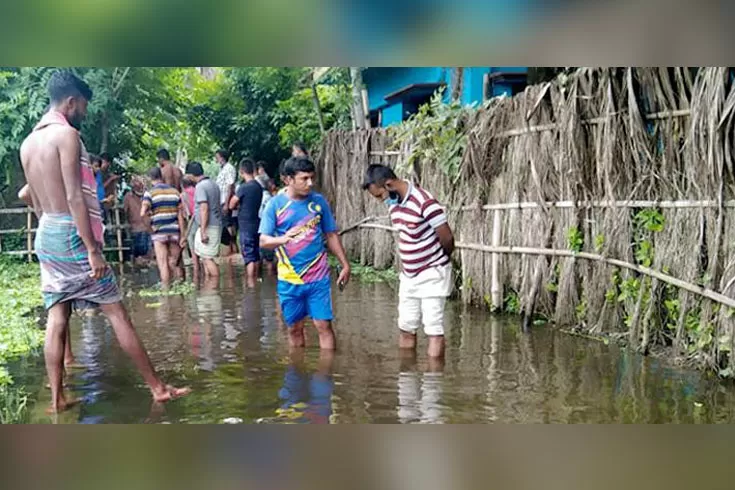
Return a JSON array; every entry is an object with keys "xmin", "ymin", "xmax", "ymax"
[
  {"xmin": 256, "ymin": 160, "xmax": 266, "ymax": 171},
  {"xmin": 48, "ymin": 70, "xmax": 93, "ymax": 103},
  {"xmin": 282, "ymin": 157, "xmax": 315, "ymax": 178},
  {"xmin": 239, "ymin": 158, "xmax": 256, "ymax": 175},
  {"xmin": 148, "ymin": 166, "xmax": 162, "ymax": 180},
  {"xmin": 292, "ymin": 141, "xmax": 308, "ymax": 155},
  {"xmin": 182, "ymin": 177, "xmax": 194, "ymax": 188},
  {"xmin": 216, "ymin": 149, "xmax": 230, "ymax": 161},
  {"xmin": 362, "ymin": 164, "xmax": 397, "ymax": 190},
  {"xmin": 100, "ymin": 152, "xmax": 112, "ymax": 163},
  {"xmin": 89, "ymin": 153, "xmax": 102, "ymax": 165},
  {"xmin": 156, "ymin": 148, "xmax": 170, "ymax": 160},
  {"xmin": 186, "ymin": 161, "xmax": 204, "ymax": 177}
]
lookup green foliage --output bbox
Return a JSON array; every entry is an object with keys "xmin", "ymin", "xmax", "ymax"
[
  {"xmin": 139, "ymin": 281, "xmax": 197, "ymax": 298},
  {"xmin": 635, "ymin": 240, "xmax": 655, "ymax": 267},
  {"xmin": 0, "ymin": 385, "xmax": 28, "ymax": 424},
  {"xmin": 327, "ymin": 256, "xmax": 398, "ymax": 284},
  {"xmin": 566, "ymin": 226, "xmax": 584, "ymax": 253},
  {"xmin": 504, "ymin": 289, "xmax": 521, "ymax": 314},
  {"xmin": 274, "ymin": 83, "xmax": 352, "ymax": 152},
  {"xmin": 0, "ymin": 67, "xmax": 219, "ymax": 201},
  {"xmin": 594, "ymin": 234, "xmax": 605, "ymax": 253},
  {"xmin": 635, "ymin": 209, "xmax": 666, "ymax": 233},
  {"xmin": 190, "ymin": 68, "xmax": 307, "ymax": 174},
  {"xmin": 390, "ymin": 88, "xmax": 469, "ymax": 182},
  {"xmin": 576, "ymin": 297, "xmax": 588, "ymax": 323},
  {"xmin": 0, "ymin": 258, "xmax": 44, "ymax": 401}
]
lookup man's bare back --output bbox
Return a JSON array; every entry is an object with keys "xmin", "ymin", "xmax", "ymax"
[
  {"xmin": 161, "ymin": 161, "xmax": 182, "ymax": 191},
  {"xmin": 20, "ymin": 124, "xmax": 81, "ymax": 216}
]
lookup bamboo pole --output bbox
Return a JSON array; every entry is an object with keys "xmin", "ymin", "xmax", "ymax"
[
  {"xmin": 311, "ymin": 83, "xmax": 326, "ymax": 134},
  {"xmin": 346, "ymin": 224, "xmax": 735, "ymax": 310},
  {"xmin": 115, "ymin": 206, "xmax": 124, "ymax": 264},
  {"xmin": 490, "ymin": 209, "xmax": 503, "ymax": 311},
  {"xmin": 26, "ymin": 208, "xmax": 32, "ymax": 263},
  {"xmin": 328, "ymin": 198, "xmax": 735, "ymax": 213}
]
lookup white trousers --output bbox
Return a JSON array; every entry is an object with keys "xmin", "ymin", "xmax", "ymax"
[{"xmin": 398, "ymin": 264, "xmax": 452, "ymax": 336}]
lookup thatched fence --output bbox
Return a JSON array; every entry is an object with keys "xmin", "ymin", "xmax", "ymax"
[{"xmin": 314, "ymin": 68, "xmax": 735, "ymax": 374}]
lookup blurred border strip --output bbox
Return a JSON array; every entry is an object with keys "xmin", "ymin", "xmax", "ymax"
[{"xmin": 1, "ymin": 0, "xmax": 734, "ymax": 65}]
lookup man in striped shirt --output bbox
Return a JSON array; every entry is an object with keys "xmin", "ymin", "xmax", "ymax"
[
  {"xmin": 141, "ymin": 166, "xmax": 185, "ymax": 284},
  {"xmin": 363, "ymin": 164, "xmax": 455, "ymax": 358}
]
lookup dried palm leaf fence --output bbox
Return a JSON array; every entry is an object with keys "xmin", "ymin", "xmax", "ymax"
[{"xmin": 315, "ymin": 67, "xmax": 735, "ymax": 375}]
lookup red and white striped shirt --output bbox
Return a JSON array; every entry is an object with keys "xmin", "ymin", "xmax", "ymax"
[{"xmin": 389, "ymin": 182, "xmax": 450, "ymax": 277}]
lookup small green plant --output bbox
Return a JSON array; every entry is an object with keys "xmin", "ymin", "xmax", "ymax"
[
  {"xmin": 594, "ymin": 234, "xmax": 605, "ymax": 253},
  {"xmin": 635, "ymin": 240, "xmax": 655, "ymax": 267},
  {"xmin": 390, "ymin": 87, "xmax": 469, "ymax": 183},
  {"xmin": 139, "ymin": 281, "xmax": 197, "ymax": 297},
  {"xmin": 635, "ymin": 209, "xmax": 666, "ymax": 233},
  {"xmin": 504, "ymin": 289, "xmax": 521, "ymax": 314},
  {"xmin": 0, "ymin": 386, "xmax": 29, "ymax": 424},
  {"xmin": 576, "ymin": 298, "xmax": 588, "ymax": 323},
  {"xmin": 566, "ymin": 226, "xmax": 584, "ymax": 253}
]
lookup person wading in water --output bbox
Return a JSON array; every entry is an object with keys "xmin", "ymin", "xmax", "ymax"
[{"xmin": 19, "ymin": 70, "xmax": 190, "ymax": 413}]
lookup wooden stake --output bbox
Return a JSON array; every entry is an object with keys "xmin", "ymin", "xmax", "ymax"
[
  {"xmin": 115, "ymin": 206, "xmax": 124, "ymax": 264},
  {"xmin": 26, "ymin": 208, "xmax": 32, "ymax": 262},
  {"xmin": 490, "ymin": 209, "xmax": 503, "ymax": 311},
  {"xmin": 311, "ymin": 83, "xmax": 326, "ymax": 134}
]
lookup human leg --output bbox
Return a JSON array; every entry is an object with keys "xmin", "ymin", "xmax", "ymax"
[
  {"xmin": 306, "ymin": 279, "xmax": 335, "ymax": 350},
  {"xmin": 166, "ymin": 237, "xmax": 183, "ymax": 281},
  {"xmin": 397, "ymin": 295, "xmax": 422, "ymax": 350},
  {"xmin": 98, "ymin": 301, "xmax": 190, "ymax": 402},
  {"xmin": 277, "ymin": 281, "xmax": 308, "ymax": 348},
  {"xmin": 421, "ymin": 296, "xmax": 447, "ymax": 358},
  {"xmin": 152, "ymin": 238, "xmax": 171, "ymax": 284},
  {"xmin": 44, "ymin": 302, "xmax": 78, "ymax": 413}
]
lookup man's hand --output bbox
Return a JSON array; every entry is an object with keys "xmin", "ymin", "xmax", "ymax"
[
  {"xmin": 179, "ymin": 237, "xmax": 187, "ymax": 249},
  {"xmin": 280, "ymin": 227, "xmax": 301, "ymax": 245},
  {"xmin": 200, "ymin": 229, "xmax": 209, "ymax": 244},
  {"xmin": 87, "ymin": 249, "xmax": 107, "ymax": 280},
  {"xmin": 337, "ymin": 264, "xmax": 351, "ymax": 288}
]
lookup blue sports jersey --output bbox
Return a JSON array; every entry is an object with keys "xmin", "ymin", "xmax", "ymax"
[{"xmin": 259, "ymin": 192, "xmax": 338, "ymax": 285}]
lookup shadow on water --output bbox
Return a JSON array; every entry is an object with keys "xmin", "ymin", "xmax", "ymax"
[{"xmin": 14, "ymin": 264, "xmax": 735, "ymax": 423}]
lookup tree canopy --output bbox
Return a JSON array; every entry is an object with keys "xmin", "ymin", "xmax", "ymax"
[{"xmin": 0, "ymin": 66, "xmax": 354, "ymax": 203}]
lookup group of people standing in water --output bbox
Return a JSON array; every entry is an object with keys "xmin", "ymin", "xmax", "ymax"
[{"xmin": 17, "ymin": 70, "xmax": 456, "ymax": 415}]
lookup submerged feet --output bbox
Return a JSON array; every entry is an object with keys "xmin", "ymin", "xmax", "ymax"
[
  {"xmin": 46, "ymin": 396, "xmax": 82, "ymax": 415},
  {"xmin": 151, "ymin": 384, "xmax": 192, "ymax": 403}
]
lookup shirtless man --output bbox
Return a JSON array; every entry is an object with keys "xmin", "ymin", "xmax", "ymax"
[
  {"xmin": 19, "ymin": 70, "xmax": 189, "ymax": 413},
  {"xmin": 156, "ymin": 148, "xmax": 182, "ymax": 192}
]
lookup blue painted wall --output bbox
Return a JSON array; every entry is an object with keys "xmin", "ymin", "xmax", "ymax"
[{"xmin": 363, "ymin": 67, "xmax": 527, "ymax": 127}]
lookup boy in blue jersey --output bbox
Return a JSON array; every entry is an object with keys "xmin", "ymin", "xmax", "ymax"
[{"xmin": 259, "ymin": 157, "xmax": 351, "ymax": 350}]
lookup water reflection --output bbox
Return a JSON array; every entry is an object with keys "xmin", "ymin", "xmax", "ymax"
[
  {"xmin": 396, "ymin": 351, "xmax": 445, "ymax": 424},
  {"xmin": 277, "ymin": 349, "xmax": 334, "ymax": 424},
  {"xmin": 17, "ymin": 264, "xmax": 735, "ymax": 423}
]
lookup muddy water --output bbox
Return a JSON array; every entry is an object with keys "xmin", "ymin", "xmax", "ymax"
[{"xmin": 16, "ymin": 266, "xmax": 735, "ymax": 423}]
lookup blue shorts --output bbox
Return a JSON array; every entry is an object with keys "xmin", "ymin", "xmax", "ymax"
[
  {"xmin": 240, "ymin": 229, "xmax": 260, "ymax": 265},
  {"xmin": 277, "ymin": 278, "xmax": 333, "ymax": 326},
  {"xmin": 132, "ymin": 232, "xmax": 151, "ymax": 257}
]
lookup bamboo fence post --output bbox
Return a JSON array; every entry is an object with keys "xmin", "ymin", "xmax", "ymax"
[
  {"xmin": 26, "ymin": 208, "xmax": 32, "ymax": 262},
  {"xmin": 490, "ymin": 209, "xmax": 503, "ymax": 311},
  {"xmin": 115, "ymin": 206, "xmax": 123, "ymax": 263}
]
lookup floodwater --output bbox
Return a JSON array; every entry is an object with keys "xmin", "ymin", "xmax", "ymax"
[{"xmin": 14, "ymin": 265, "xmax": 735, "ymax": 423}]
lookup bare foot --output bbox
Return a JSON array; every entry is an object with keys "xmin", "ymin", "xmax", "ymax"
[
  {"xmin": 46, "ymin": 397, "xmax": 82, "ymax": 415},
  {"xmin": 151, "ymin": 385, "xmax": 191, "ymax": 403}
]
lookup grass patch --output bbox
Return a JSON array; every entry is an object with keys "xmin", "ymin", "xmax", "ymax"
[
  {"xmin": 139, "ymin": 281, "xmax": 196, "ymax": 297},
  {"xmin": 0, "ymin": 257, "xmax": 44, "ymax": 423},
  {"xmin": 328, "ymin": 256, "xmax": 398, "ymax": 284}
]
